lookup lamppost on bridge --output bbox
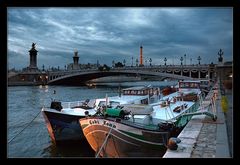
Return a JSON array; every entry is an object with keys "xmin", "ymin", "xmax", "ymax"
[
  {"xmin": 97, "ymin": 60, "xmax": 99, "ymax": 68},
  {"xmin": 184, "ymin": 54, "xmax": 186, "ymax": 66},
  {"xmin": 123, "ymin": 59, "xmax": 126, "ymax": 67},
  {"xmin": 197, "ymin": 56, "xmax": 201, "ymax": 65},
  {"xmin": 136, "ymin": 59, "xmax": 139, "ymax": 67},
  {"xmin": 42, "ymin": 64, "xmax": 45, "ymax": 71},
  {"xmin": 190, "ymin": 58, "xmax": 192, "ymax": 65},
  {"xmin": 149, "ymin": 58, "xmax": 152, "ymax": 66},
  {"xmin": 112, "ymin": 60, "xmax": 115, "ymax": 68},
  {"xmin": 131, "ymin": 56, "xmax": 133, "ymax": 67},
  {"xmin": 164, "ymin": 57, "xmax": 167, "ymax": 65},
  {"xmin": 218, "ymin": 49, "xmax": 224, "ymax": 64},
  {"xmin": 180, "ymin": 56, "xmax": 183, "ymax": 66},
  {"xmin": 64, "ymin": 65, "xmax": 66, "ymax": 70}
]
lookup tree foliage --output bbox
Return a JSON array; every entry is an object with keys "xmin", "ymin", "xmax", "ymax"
[{"xmin": 98, "ymin": 64, "xmax": 110, "ymax": 71}]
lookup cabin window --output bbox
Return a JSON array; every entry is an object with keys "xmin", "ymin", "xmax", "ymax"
[
  {"xmin": 99, "ymin": 101, "xmax": 106, "ymax": 107},
  {"xmin": 190, "ymin": 83, "xmax": 195, "ymax": 88},
  {"xmin": 141, "ymin": 98, "xmax": 148, "ymax": 104},
  {"xmin": 110, "ymin": 101, "xmax": 120, "ymax": 108}
]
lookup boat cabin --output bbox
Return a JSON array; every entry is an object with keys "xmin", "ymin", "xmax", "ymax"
[
  {"xmin": 179, "ymin": 80, "xmax": 200, "ymax": 89},
  {"xmin": 122, "ymin": 86, "xmax": 158, "ymax": 96},
  {"xmin": 178, "ymin": 80, "xmax": 201, "ymax": 92}
]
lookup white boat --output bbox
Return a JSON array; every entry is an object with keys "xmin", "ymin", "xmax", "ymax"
[
  {"xmin": 79, "ymin": 80, "xmax": 205, "ymax": 157},
  {"xmin": 42, "ymin": 86, "xmax": 161, "ymax": 143}
]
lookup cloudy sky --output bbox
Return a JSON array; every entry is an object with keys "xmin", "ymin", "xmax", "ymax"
[{"xmin": 8, "ymin": 7, "xmax": 233, "ymax": 70}]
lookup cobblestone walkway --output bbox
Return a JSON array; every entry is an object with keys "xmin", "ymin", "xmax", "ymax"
[{"xmin": 191, "ymin": 117, "xmax": 217, "ymax": 158}]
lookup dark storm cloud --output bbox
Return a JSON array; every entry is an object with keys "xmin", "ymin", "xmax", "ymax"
[{"xmin": 8, "ymin": 7, "xmax": 232, "ymax": 69}]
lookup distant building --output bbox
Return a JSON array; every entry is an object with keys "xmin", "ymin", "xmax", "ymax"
[{"xmin": 216, "ymin": 60, "xmax": 232, "ymax": 89}]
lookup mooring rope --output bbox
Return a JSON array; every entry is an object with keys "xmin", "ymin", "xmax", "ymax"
[
  {"xmin": 8, "ymin": 109, "xmax": 42, "ymax": 144},
  {"xmin": 95, "ymin": 119, "xmax": 116, "ymax": 158}
]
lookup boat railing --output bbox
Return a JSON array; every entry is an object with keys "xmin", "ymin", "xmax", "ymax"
[
  {"xmin": 180, "ymin": 85, "xmax": 218, "ymax": 121},
  {"xmin": 164, "ymin": 101, "xmax": 198, "ymax": 123}
]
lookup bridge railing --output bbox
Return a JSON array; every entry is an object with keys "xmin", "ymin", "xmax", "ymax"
[
  {"xmin": 47, "ymin": 64, "xmax": 214, "ymax": 82},
  {"xmin": 48, "ymin": 64, "xmax": 212, "ymax": 74},
  {"xmin": 53, "ymin": 64, "xmax": 210, "ymax": 72}
]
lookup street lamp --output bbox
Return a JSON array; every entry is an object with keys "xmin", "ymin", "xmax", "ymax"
[
  {"xmin": 190, "ymin": 58, "xmax": 192, "ymax": 65},
  {"xmin": 184, "ymin": 54, "xmax": 186, "ymax": 66},
  {"xmin": 136, "ymin": 59, "xmax": 139, "ymax": 67},
  {"xmin": 112, "ymin": 60, "xmax": 115, "ymax": 68},
  {"xmin": 180, "ymin": 56, "xmax": 183, "ymax": 66},
  {"xmin": 164, "ymin": 57, "xmax": 167, "ymax": 65},
  {"xmin": 197, "ymin": 56, "xmax": 201, "ymax": 65},
  {"xmin": 131, "ymin": 57, "xmax": 133, "ymax": 67},
  {"xmin": 123, "ymin": 59, "xmax": 126, "ymax": 66},
  {"xmin": 149, "ymin": 58, "xmax": 152, "ymax": 66},
  {"xmin": 218, "ymin": 49, "xmax": 223, "ymax": 63},
  {"xmin": 96, "ymin": 60, "xmax": 100, "ymax": 68}
]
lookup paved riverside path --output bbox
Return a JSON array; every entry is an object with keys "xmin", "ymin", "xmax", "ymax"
[
  {"xmin": 224, "ymin": 89, "xmax": 233, "ymax": 157},
  {"xmin": 163, "ymin": 87, "xmax": 231, "ymax": 158},
  {"xmin": 190, "ymin": 116, "xmax": 217, "ymax": 158}
]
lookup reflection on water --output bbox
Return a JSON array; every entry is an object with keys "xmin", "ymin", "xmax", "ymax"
[{"xmin": 42, "ymin": 139, "xmax": 95, "ymax": 157}]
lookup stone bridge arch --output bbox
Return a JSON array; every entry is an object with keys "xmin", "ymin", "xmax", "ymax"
[{"xmin": 47, "ymin": 69, "xmax": 195, "ymax": 85}]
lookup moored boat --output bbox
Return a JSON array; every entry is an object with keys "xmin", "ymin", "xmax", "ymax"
[
  {"xmin": 42, "ymin": 86, "xmax": 161, "ymax": 143},
  {"xmin": 79, "ymin": 80, "xmax": 203, "ymax": 157},
  {"xmin": 161, "ymin": 86, "xmax": 177, "ymax": 96}
]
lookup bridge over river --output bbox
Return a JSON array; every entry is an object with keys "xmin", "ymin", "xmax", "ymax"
[{"xmin": 47, "ymin": 65, "xmax": 216, "ymax": 85}]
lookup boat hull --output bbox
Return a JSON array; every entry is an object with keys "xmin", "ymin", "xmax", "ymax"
[
  {"xmin": 80, "ymin": 117, "xmax": 169, "ymax": 157},
  {"xmin": 42, "ymin": 110, "xmax": 85, "ymax": 142}
]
